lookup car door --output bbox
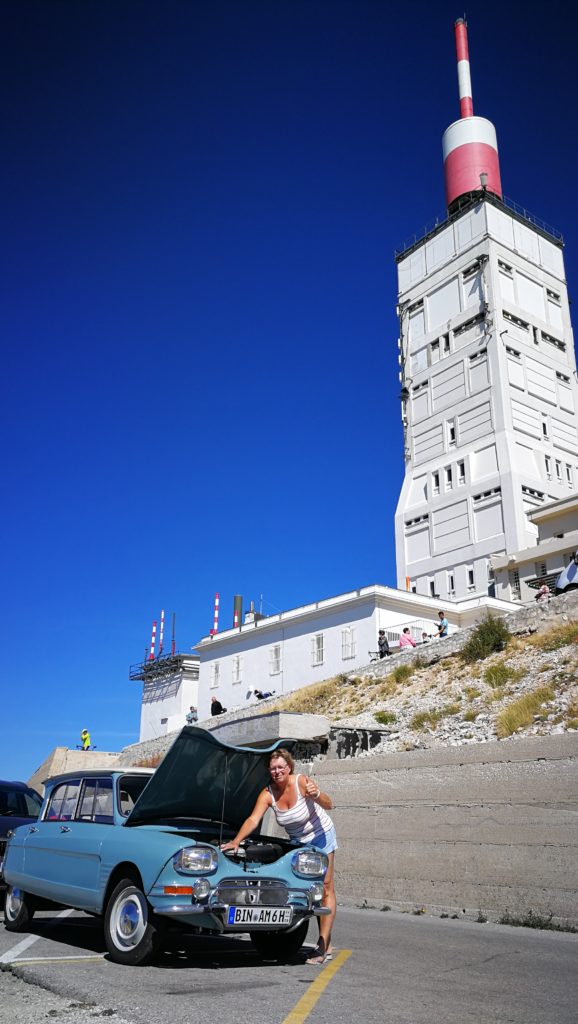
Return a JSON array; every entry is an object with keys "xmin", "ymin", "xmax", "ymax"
[{"xmin": 23, "ymin": 779, "xmax": 112, "ymax": 910}]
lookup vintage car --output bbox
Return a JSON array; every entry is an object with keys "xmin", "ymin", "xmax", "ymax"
[{"xmin": 1, "ymin": 728, "xmax": 328, "ymax": 965}]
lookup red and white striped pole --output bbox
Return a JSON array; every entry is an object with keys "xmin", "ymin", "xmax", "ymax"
[
  {"xmin": 454, "ymin": 18, "xmax": 473, "ymax": 118},
  {"xmin": 210, "ymin": 592, "xmax": 220, "ymax": 636},
  {"xmin": 442, "ymin": 18, "xmax": 502, "ymax": 210},
  {"xmin": 148, "ymin": 620, "xmax": 157, "ymax": 660},
  {"xmin": 158, "ymin": 609, "xmax": 165, "ymax": 656}
]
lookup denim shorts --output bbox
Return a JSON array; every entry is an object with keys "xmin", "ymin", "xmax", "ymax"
[{"xmin": 310, "ymin": 825, "xmax": 338, "ymax": 855}]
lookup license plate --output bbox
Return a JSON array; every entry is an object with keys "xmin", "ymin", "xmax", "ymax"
[{"xmin": 227, "ymin": 906, "xmax": 293, "ymax": 926}]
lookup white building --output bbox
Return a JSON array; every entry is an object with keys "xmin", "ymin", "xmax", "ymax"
[
  {"xmin": 491, "ymin": 494, "xmax": 578, "ymax": 603},
  {"xmin": 394, "ymin": 23, "xmax": 578, "ymax": 603},
  {"xmin": 130, "ymin": 653, "xmax": 199, "ymax": 742},
  {"xmin": 194, "ymin": 586, "xmax": 518, "ymax": 720}
]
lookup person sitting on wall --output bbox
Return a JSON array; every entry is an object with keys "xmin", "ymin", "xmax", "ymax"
[
  {"xmin": 185, "ymin": 706, "xmax": 198, "ymax": 724},
  {"xmin": 211, "ymin": 697, "xmax": 226, "ymax": 716},
  {"xmin": 378, "ymin": 630, "xmax": 391, "ymax": 658},
  {"xmin": 421, "ymin": 631, "xmax": 431, "ymax": 644},
  {"xmin": 435, "ymin": 611, "xmax": 449, "ymax": 638},
  {"xmin": 254, "ymin": 689, "xmax": 275, "ymax": 700},
  {"xmin": 399, "ymin": 628, "xmax": 417, "ymax": 649},
  {"xmin": 535, "ymin": 583, "xmax": 550, "ymax": 604}
]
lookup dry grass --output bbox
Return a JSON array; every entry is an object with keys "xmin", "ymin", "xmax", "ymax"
[
  {"xmin": 496, "ymin": 685, "xmax": 554, "ymax": 738},
  {"xmin": 374, "ymin": 711, "xmax": 397, "ymax": 726},
  {"xmin": 484, "ymin": 661, "xmax": 524, "ymax": 689},
  {"xmin": 526, "ymin": 621, "xmax": 578, "ymax": 652},
  {"xmin": 410, "ymin": 709, "xmax": 442, "ymax": 731},
  {"xmin": 464, "ymin": 686, "xmax": 481, "ymax": 701},
  {"xmin": 133, "ymin": 753, "xmax": 164, "ymax": 768}
]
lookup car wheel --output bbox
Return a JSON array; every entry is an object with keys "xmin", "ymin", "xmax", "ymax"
[
  {"xmin": 4, "ymin": 885, "xmax": 35, "ymax": 932},
  {"xmin": 104, "ymin": 878, "xmax": 158, "ymax": 966},
  {"xmin": 250, "ymin": 918, "xmax": 309, "ymax": 961}
]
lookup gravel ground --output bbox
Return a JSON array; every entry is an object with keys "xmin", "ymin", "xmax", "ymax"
[{"xmin": 0, "ymin": 967, "xmax": 133, "ymax": 1024}]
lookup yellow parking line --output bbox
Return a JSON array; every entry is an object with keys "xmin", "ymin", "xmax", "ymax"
[{"xmin": 282, "ymin": 950, "xmax": 352, "ymax": 1024}]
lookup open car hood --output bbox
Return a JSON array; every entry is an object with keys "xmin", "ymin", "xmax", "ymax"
[{"xmin": 125, "ymin": 726, "xmax": 295, "ymax": 831}]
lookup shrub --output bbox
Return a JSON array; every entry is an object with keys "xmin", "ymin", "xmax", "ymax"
[
  {"xmin": 410, "ymin": 709, "xmax": 442, "ymax": 731},
  {"xmin": 464, "ymin": 686, "xmax": 481, "ymax": 701},
  {"xmin": 461, "ymin": 614, "xmax": 511, "ymax": 664},
  {"xmin": 496, "ymin": 685, "xmax": 554, "ymax": 738},
  {"xmin": 374, "ymin": 711, "xmax": 397, "ymax": 726},
  {"xmin": 484, "ymin": 661, "xmax": 523, "ymax": 689},
  {"xmin": 463, "ymin": 709, "xmax": 478, "ymax": 722},
  {"xmin": 391, "ymin": 664, "xmax": 414, "ymax": 685},
  {"xmin": 440, "ymin": 703, "xmax": 461, "ymax": 717}
]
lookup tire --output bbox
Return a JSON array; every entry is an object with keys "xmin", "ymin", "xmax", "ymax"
[
  {"xmin": 4, "ymin": 885, "xmax": 35, "ymax": 932},
  {"xmin": 250, "ymin": 918, "xmax": 309, "ymax": 961},
  {"xmin": 104, "ymin": 878, "xmax": 158, "ymax": 966}
]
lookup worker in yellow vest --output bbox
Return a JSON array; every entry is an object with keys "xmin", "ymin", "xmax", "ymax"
[{"xmin": 80, "ymin": 729, "xmax": 91, "ymax": 751}]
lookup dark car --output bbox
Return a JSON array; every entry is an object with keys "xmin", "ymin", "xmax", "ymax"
[{"xmin": 0, "ymin": 781, "xmax": 43, "ymax": 883}]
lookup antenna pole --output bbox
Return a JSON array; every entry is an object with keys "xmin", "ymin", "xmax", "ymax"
[
  {"xmin": 171, "ymin": 612, "xmax": 176, "ymax": 655},
  {"xmin": 454, "ymin": 18, "xmax": 473, "ymax": 118},
  {"xmin": 159, "ymin": 609, "xmax": 165, "ymax": 656},
  {"xmin": 210, "ymin": 592, "xmax": 220, "ymax": 636},
  {"xmin": 148, "ymin": 620, "xmax": 157, "ymax": 661}
]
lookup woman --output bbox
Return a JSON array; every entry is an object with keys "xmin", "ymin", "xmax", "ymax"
[{"xmin": 221, "ymin": 748, "xmax": 337, "ymax": 964}]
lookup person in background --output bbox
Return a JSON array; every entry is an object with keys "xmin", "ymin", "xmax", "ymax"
[
  {"xmin": 535, "ymin": 583, "xmax": 550, "ymax": 604},
  {"xmin": 185, "ymin": 706, "xmax": 198, "ymax": 724},
  {"xmin": 435, "ymin": 611, "xmax": 449, "ymax": 638},
  {"xmin": 421, "ymin": 631, "xmax": 431, "ymax": 644},
  {"xmin": 221, "ymin": 748, "xmax": 337, "ymax": 965},
  {"xmin": 378, "ymin": 630, "xmax": 391, "ymax": 658},
  {"xmin": 254, "ymin": 689, "xmax": 275, "ymax": 700},
  {"xmin": 399, "ymin": 627, "xmax": 417, "ymax": 649},
  {"xmin": 211, "ymin": 697, "xmax": 225, "ymax": 716},
  {"xmin": 80, "ymin": 729, "xmax": 91, "ymax": 751}
]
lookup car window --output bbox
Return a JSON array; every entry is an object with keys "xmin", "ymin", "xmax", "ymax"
[
  {"xmin": 77, "ymin": 779, "xmax": 113, "ymax": 824},
  {"xmin": 46, "ymin": 781, "xmax": 81, "ymax": 821},
  {"xmin": 118, "ymin": 775, "xmax": 151, "ymax": 816},
  {"xmin": 0, "ymin": 785, "xmax": 39, "ymax": 817}
]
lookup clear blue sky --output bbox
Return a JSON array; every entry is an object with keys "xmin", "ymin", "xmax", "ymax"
[{"xmin": 3, "ymin": 0, "xmax": 577, "ymax": 782}]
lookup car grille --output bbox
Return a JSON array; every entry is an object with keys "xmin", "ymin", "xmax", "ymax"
[{"xmin": 213, "ymin": 877, "xmax": 289, "ymax": 907}]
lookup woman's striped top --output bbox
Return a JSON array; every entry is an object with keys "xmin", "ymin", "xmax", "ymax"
[{"xmin": 268, "ymin": 774, "xmax": 334, "ymax": 845}]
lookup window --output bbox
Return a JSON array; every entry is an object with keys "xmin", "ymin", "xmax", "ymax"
[
  {"xmin": 555, "ymin": 460, "xmax": 562, "ymax": 482},
  {"xmin": 535, "ymin": 562, "xmax": 547, "ymax": 579},
  {"xmin": 433, "ymin": 471, "xmax": 440, "ymax": 495},
  {"xmin": 430, "ymin": 339, "xmax": 440, "ymax": 364},
  {"xmin": 447, "ymin": 419, "xmax": 456, "ymax": 447},
  {"xmin": 46, "ymin": 781, "xmax": 81, "ymax": 822},
  {"xmin": 269, "ymin": 645, "xmax": 282, "ymax": 675},
  {"xmin": 458, "ymin": 460, "xmax": 465, "ymax": 485},
  {"xmin": 547, "ymin": 288, "xmax": 560, "ymax": 302},
  {"xmin": 542, "ymin": 331, "xmax": 566, "ymax": 353},
  {"xmin": 311, "ymin": 634, "xmax": 324, "ymax": 666},
  {"xmin": 505, "ymin": 346, "xmax": 520, "ymax": 359},
  {"xmin": 210, "ymin": 663, "xmax": 220, "ymax": 689},
  {"xmin": 442, "ymin": 333, "xmax": 450, "ymax": 356},
  {"xmin": 566, "ymin": 464, "xmax": 573, "ymax": 487},
  {"xmin": 232, "ymin": 654, "xmax": 243, "ymax": 683},
  {"xmin": 118, "ymin": 775, "xmax": 151, "ymax": 817},
  {"xmin": 341, "ymin": 627, "xmax": 357, "ymax": 660},
  {"xmin": 445, "ymin": 466, "xmax": 453, "ymax": 490},
  {"xmin": 428, "ymin": 578, "xmax": 436, "ymax": 597},
  {"xmin": 447, "ymin": 572, "xmax": 455, "ymax": 597},
  {"xmin": 509, "ymin": 569, "xmax": 521, "ymax": 601},
  {"xmin": 541, "ymin": 417, "xmax": 549, "ymax": 440},
  {"xmin": 545, "ymin": 456, "xmax": 552, "ymax": 479},
  {"xmin": 79, "ymin": 779, "xmax": 113, "ymax": 824},
  {"xmin": 467, "ymin": 566, "xmax": 475, "ymax": 591},
  {"xmin": 487, "ymin": 561, "xmax": 495, "ymax": 584},
  {"xmin": 411, "ymin": 583, "xmax": 417, "ymax": 594},
  {"xmin": 498, "ymin": 260, "xmax": 513, "ymax": 275}
]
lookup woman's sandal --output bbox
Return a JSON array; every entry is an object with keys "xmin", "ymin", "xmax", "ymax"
[{"xmin": 306, "ymin": 943, "xmax": 332, "ymax": 965}]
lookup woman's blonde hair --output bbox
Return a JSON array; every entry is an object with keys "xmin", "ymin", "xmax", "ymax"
[{"xmin": 269, "ymin": 748, "xmax": 295, "ymax": 772}]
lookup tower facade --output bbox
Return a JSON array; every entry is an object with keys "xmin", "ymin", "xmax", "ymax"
[{"xmin": 394, "ymin": 21, "xmax": 578, "ymax": 603}]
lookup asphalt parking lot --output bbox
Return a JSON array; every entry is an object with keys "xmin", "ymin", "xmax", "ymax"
[{"xmin": 1, "ymin": 905, "xmax": 577, "ymax": 1024}]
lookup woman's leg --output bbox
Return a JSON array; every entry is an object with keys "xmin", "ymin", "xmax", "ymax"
[{"xmin": 307, "ymin": 852, "xmax": 336, "ymax": 961}]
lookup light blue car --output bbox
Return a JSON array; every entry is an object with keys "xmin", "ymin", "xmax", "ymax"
[{"xmin": 1, "ymin": 728, "xmax": 328, "ymax": 965}]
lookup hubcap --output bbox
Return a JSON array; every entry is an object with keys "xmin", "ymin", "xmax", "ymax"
[
  {"xmin": 6, "ymin": 887, "xmax": 23, "ymax": 921},
  {"xmin": 109, "ymin": 889, "xmax": 148, "ymax": 951}
]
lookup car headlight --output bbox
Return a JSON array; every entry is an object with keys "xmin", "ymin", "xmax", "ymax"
[
  {"xmin": 173, "ymin": 845, "xmax": 218, "ymax": 874},
  {"xmin": 291, "ymin": 850, "xmax": 328, "ymax": 878}
]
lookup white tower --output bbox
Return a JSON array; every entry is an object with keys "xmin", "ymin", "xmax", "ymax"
[{"xmin": 394, "ymin": 19, "xmax": 578, "ymax": 602}]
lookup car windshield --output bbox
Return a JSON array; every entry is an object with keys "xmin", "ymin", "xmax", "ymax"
[{"xmin": 0, "ymin": 785, "xmax": 42, "ymax": 818}]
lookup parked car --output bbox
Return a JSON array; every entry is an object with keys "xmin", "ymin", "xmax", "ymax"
[
  {"xmin": 1, "ymin": 728, "xmax": 328, "ymax": 965},
  {"xmin": 556, "ymin": 556, "xmax": 578, "ymax": 594},
  {"xmin": 0, "ymin": 781, "xmax": 42, "ymax": 887}
]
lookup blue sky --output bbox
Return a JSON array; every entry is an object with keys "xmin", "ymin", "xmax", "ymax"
[{"xmin": 3, "ymin": 0, "xmax": 578, "ymax": 782}]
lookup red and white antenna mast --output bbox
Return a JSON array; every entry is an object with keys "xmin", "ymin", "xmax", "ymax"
[
  {"xmin": 158, "ymin": 609, "xmax": 165, "ymax": 656},
  {"xmin": 442, "ymin": 18, "xmax": 502, "ymax": 211},
  {"xmin": 148, "ymin": 620, "xmax": 157, "ymax": 661},
  {"xmin": 210, "ymin": 592, "xmax": 220, "ymax": 636}
]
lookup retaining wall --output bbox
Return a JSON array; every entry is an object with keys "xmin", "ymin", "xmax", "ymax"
[{"xmin": 302, "ymin": 733, "xmax": 578, "ymax": 924}]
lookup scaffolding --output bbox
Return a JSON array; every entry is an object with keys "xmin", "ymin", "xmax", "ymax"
[{"xmin": 128, "ymin": 653, "xmax": 199, "ymax": 684}]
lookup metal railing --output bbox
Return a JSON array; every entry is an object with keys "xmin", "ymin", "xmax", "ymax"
[{"xmin": 395, "ymin": 191, "xmax": 563, "ymax": 261}]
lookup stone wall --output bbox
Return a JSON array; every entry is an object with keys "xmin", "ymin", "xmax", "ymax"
[{"xmin": 307, "ymin": 733, "xmax": 578, "ymax": 924}]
